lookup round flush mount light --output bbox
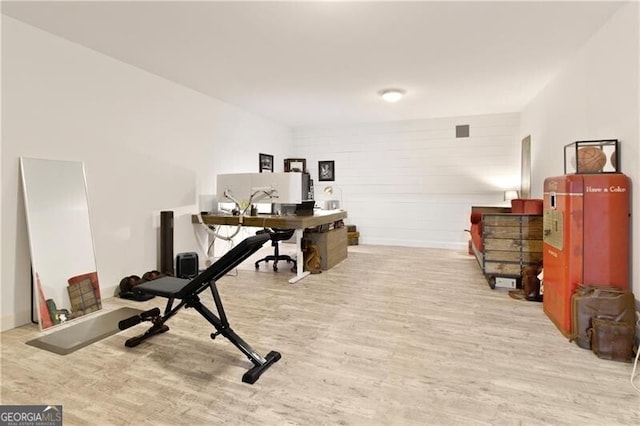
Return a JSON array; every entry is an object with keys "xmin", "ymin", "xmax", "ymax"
[{"xmin": 379, "ymin": 88, "xmax": 406, "ymax": 103}]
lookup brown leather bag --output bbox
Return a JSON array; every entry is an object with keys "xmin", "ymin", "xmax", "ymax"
[
  {"xmin": 571, "ymin": 286, "xmax": 636, "ymax": 349},
  {"xmin": 589, "ymin": 318, "xmax": 635, "ymax": 362},
  {"xmin": 521, "ymin": 263, "xmax": 542, "ymax": 302}
]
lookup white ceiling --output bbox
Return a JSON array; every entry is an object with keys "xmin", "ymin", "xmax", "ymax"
[{"xmin": 1, "ymin": 1, "xmax": 627, "ymax": 128}]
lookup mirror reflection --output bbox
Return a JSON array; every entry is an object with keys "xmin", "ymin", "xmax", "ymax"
[{"xmin": 20, "ymin": 157, "xmax": 101, "ymax": 330}]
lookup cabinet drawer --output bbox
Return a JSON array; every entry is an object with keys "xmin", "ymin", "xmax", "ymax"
[
  {"xmin": 484, "ymin": 262, "xmax": 522, "ymax": 276},
  {"xmin": 482, "ymin": 215, "xmax": 542, "ymax": 227},
  {"xmin": 483, "ymin": 238, "xmax": 543, "ymax": 252},
  {"xmin": 484, "ymin": 225, "xmax": 542, "ymax": 239},
  {"xmin": 484, "ymin": 250, "xmax": 543, "ymax": 263}
]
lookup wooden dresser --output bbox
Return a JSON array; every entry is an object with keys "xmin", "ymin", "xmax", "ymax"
[
  {"xmin": 482, "ymin": 213, "xmax": 543, "ymax": 283},
  {"xmin": 303, "ymin": 227, "xmax": 348, "ymax": 270}
]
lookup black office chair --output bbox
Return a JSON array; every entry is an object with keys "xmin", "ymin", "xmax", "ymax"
[{"xmin": 254, "ymin": 228, "xmax": 297, "ymax": 272}]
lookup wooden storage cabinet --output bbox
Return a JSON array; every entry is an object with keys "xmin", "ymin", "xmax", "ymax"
[
  {"xmin": 482, "ymin": 214, "xmax": 543, "ymax": 280},
  {"xmin": 304, "ymin": 227, "xmax": 348, "ymax": 270}
]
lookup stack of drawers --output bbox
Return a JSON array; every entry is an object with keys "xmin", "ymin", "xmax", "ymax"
[{"xmin": 482, "ymin": 213, "xmax": 543, "ymax": 279}]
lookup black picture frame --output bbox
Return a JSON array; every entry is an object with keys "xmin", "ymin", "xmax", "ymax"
[
  {"xmin": 284, "ymin": 158, "xmax": 306, "ymax": 173},
  {"xmin": 259, "ymin": 153, "xmax": 274, "ymax": 173},
  {"xmin": 318, "ymin": 160, "xmax": 335, "ymax": 181}
]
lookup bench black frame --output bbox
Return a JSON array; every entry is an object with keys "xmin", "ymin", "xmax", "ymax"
[{"xmin": 118, "ymin": 233, "xmax": 281, "ymax": 384}]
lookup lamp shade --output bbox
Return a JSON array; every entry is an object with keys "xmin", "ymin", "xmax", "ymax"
[
  {"xmin": 504, "ymin": 190, "xmax": 519, "ymax": 201},
  {"xmin": 323, "ymin": 185, "xmax": 342, "ymax": 210}
]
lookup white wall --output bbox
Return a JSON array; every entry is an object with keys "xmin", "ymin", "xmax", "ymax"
[
  {"xmin": 520, "ymin": 2, "xmax": 639, "ymax": 297},
  {"xmin": 294, "ymin": 113, "xmax": 521, "ymax": 249},
  {"xmin": 1, "ymin": 17, "xmax": 293, "ymax": 330}
]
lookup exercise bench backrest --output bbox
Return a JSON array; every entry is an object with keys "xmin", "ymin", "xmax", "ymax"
[{"xmin": 175, "ymin": 233, "xmax": 271, "ymax": 300}]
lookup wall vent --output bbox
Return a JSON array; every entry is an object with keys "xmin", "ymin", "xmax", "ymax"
[{"xmin": 456, "ymin": 124, "xmax": 470, "ymax": 138}]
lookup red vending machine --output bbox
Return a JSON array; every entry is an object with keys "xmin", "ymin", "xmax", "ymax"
[
  {"xmin": 542, "ymin": 172, "xmax": 630, "ymax": 337},
  {"xmin": 542, "ymin": 139, "xmax": 630, "ymax": 337}
]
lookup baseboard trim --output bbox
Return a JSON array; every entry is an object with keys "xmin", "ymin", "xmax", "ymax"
[
  {"xmin": 1, "ymin": 308, "xmax": 32, "ymax": 332},
  {"xmin": 635, "ymin": 299, "xmax": 640, "ymax": 352},
  {"xmin": 2, "ymin": 285, "xmax": 120, "ymax": 332},
  {"xmin": 359, "ymin": 238, "xmax": 466, "ymax": 251}
]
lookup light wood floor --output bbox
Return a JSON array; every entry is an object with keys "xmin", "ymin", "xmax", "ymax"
[{"xmin": 1, "ymin": 244, "xmax": 639, "ymax": 425}]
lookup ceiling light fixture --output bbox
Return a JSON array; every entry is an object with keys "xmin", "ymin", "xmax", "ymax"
[{"xmin": 379, "ymin": 89, "xmax": 406, "ymax": 103}]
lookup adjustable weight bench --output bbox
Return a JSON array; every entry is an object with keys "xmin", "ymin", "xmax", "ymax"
[{"xmin": 118, "ymin": 233, "xmax": 281, "ymax": 384}]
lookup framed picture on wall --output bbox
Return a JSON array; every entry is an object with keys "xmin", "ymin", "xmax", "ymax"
[
  {"xmin": 318, "ymin": 160, "xmax": 335, "ymax": 181},
  {"xmin": 259, "ymin": 153, "xmax": 274, "ymax": 173},
  {"xmin": 284, "ymin": 158, "xmax": 306, "ymax": 173}
]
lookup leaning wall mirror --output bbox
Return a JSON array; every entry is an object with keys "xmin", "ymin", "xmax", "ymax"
[{"xmin": 20, "ymin": 157, "xmax": 101, "ymax": 330}]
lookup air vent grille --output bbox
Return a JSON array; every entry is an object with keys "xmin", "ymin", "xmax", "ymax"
[{"xmin": 456, "ymin": 125, "xmax": 470, "ymax": 138}]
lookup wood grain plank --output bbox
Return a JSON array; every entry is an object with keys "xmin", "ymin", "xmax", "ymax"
[{"xmin": 1, "ymin": 245, "xmax": 638, "ymax": 425}]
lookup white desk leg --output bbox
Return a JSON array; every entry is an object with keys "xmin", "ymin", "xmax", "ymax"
[{"xmin": 288, "ymin": 229, "xmax": 310, "ymax": 284}]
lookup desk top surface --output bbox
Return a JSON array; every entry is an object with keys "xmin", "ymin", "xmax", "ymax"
[{"xmin": 194, "ymin": 209, "xmax": 347, "ymax": 229}]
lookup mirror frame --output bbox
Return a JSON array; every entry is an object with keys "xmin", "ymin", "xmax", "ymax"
[{"xmin": 20, "ymin": 157, "xmax": 101, "ymax": 330}]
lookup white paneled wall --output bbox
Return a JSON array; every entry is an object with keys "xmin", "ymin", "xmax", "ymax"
[
  {"xmin": 1, "ymin": 18, "xmax": 292, "ymax": 330},
  {"xmin": 294, "ymin": 113, "xmax": 521, "ymax": 249},
  {"xmin": 520, "ymin": 2, "xmax": 639, "ymax": 300}
]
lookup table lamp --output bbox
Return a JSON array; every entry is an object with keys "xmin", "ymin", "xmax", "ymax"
[{"xmin": 323, "ymin": 185, "xmax": 343, "ymax": 210}]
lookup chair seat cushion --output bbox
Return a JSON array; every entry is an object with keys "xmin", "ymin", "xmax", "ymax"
[
  {"xmin": 270, "ymin": 228, "xmax": 295, "ymax": 241},
  {"xmin": 135, "ymin": 276, "xmax": 191, "ymax": 298}
]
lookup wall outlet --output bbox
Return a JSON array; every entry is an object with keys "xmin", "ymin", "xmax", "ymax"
[{"xmin": 495, "ymin": 277, "xmax": 517, "ymax": 289}]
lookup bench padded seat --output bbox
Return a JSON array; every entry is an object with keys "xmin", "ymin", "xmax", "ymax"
[{"xmin": 135, "ymin": 276, "xmax": 190, "ymax": 298}]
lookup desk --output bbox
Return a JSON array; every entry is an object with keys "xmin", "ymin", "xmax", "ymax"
[{"xmin": 193, "ymin": 210, "xmax": 348, "ymax": 283}]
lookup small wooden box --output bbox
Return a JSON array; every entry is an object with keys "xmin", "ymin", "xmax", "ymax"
[
  {"xmin": 347, "ymin": 231, "xmax": 360, "ymax": 246},
  {"xmin": 304, "ymin": 227, "xmax": 348, "ymax": 270}
]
